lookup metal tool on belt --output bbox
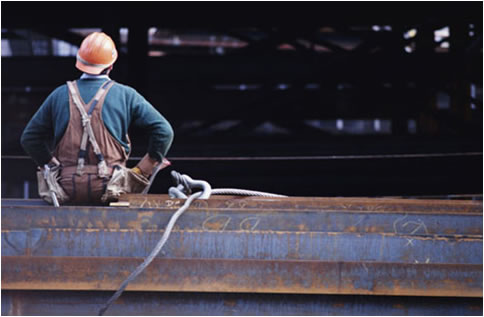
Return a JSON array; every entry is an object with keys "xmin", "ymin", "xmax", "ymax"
[{"xmin": 43, "ymin": 164, "xmax": 60, "ymax": 207}]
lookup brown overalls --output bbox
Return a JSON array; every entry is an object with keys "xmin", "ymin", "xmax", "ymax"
[{"xmin": 55, "ymin": 80, "xmax": 129, "ymax": 204}]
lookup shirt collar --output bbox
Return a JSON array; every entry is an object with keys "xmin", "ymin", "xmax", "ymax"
[{"xmin": 80, "ymin": 73, "xmax": 111, "ymax": 80}]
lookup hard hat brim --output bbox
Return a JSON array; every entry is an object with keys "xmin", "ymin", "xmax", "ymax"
[{"xmin": 76, "ymin": 59, "xmax": 111, "ymax": 75}]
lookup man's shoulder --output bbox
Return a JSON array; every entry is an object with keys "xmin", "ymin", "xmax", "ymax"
[
  {"xmin": 46, "ymin": 80, "xmax": 140, "ymax": 103},
  {"xmin": 47, "ymin": 83, "xmax": 69, "ymax": 100},
  {"xmin": 54, "ymin": 82, "xmax": 69, "ymax": 92},
  {"xmin": 109, "ymin": 82, "xmax": 146, "ymax": 102},
  {"xmin": 111, "ymin": 81, "xmax": 139, "ymax": 94}
]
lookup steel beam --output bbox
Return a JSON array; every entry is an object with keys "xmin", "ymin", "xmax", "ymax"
[
  {"xmin": 1, "ymin": 227, "xmax": 482, "ymax": 263},
  {"xmin": 1, "ymin": 197, "xmax": 482, "ymax": 300},
  {"xmin": 2, "ymin": 290, "xmax": 483, "ymax": 316},
  {"xmin": 119, "ymin": 194, "xmax": 483, "ymax": 213},
  {"xmin": 2, "ymin": 196, "xmax": 482, "ymax": 235},
  {"xmin": 2, "ymin": 256, "xmax": 482, "ymax": 297}
]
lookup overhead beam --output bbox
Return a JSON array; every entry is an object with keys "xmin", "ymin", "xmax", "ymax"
[
  {"xmin": 35, "ymin": 28, "xmax": 85, "ymax": 46},
  {"xmin": 2, "ymin": 3, "xmax": 481, "ymax": 28},
  {"xmin": 2, "ymin": 54, "xmax": 482, "ymax": 87}
]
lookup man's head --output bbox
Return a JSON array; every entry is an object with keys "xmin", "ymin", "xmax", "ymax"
[{"xmin": 76, "ymin": 32, "xmax": 118, "ymax": 75}]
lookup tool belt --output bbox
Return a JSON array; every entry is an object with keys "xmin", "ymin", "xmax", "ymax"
[
  {"xmin": 55, "ymin": 165, "xmax": 110, "ymax": 204},
  {"xmin": 101, "ymin": 165, "xmax": 150, "ymax": 203},
  {"xmin": 36, "ymin": 165, "xmax": 69, "ymax": 205},
  {"xmin": 40, "ymin": 164, "xmax": 150, "ymax": 205}
]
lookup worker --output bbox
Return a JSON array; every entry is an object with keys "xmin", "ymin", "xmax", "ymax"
[{"xmin": 20, "ymin": 32, "xmax": 174, "ymax": 205}]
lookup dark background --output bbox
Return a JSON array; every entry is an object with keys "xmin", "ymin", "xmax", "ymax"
[{"xmin": 1, "ymin": 2, "xmax": 482, "ymax": 198}]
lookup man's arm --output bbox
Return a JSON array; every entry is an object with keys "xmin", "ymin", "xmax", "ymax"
[
  {"xmin": 130, "ymin": 92, "xmax": 174, "ymax": 176},
  {"xmin": 20, "ymin": 93, "xmax": 56, "ymax": 167}
]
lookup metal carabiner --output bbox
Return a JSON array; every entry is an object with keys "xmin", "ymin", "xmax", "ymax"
[{"xmin": 169, "ymin": 171, "xmax": 212, "ymax": 199}]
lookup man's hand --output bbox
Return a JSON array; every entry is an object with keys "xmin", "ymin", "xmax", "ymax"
[
  {"xmin": 40, "ymin": 157, "xmax": 60, "ymax": 171},
  {"xmin": 135, "ymin": 155, "xmax": 171, "ymax": 178}
]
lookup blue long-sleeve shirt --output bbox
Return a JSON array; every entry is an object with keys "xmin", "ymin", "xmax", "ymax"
[{"xmin": 21, "ymin": 75, "xmax": 174, "ymax": 166}]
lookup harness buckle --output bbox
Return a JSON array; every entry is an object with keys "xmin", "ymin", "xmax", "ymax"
[
  {"xmin": 81, "ymin": 117, "xmax": 90, "ymax": 127},
  {"xmin": 97, "ymin": 160, "xmax": 109, "ymax": 179},
  {"xmin": 76, "ymin": 158, "xmax": 85, "ymax": 176}
]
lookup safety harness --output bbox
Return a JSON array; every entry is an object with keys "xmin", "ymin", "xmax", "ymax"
[{"xmin": 66, "ymin": 80, "xmax": 115, "ymax": 179}]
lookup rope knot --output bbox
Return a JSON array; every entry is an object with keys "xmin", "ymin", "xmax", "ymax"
[
  {"xmin": 172, "ymin": 171, "xmax": 191, "ymax": 194},
  {"xmin": 169, "ymin": 171, "xmax": 212, "ymax": 199}
]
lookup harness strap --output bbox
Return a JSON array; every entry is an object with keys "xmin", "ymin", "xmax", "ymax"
[
  {"xmin": 66, "ymin": 80, "xmax": 115, "ymax": 178},
  {"xmin": 88, "ymin": 80, "xmax": 113, "ymax": 115}
]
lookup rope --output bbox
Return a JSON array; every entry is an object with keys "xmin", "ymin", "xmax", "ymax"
[
  {"xmin": 98, "ymin": 191, "xmax": 203, "ymax": 316},
  {"xmin": 99, "ymin": 171, "xmax": 284, "ymax": 315},
  {"xmin": 171, "ymin": 170, "xmax": 192, "ymax": 195},
  {"xmin": 211, "ymin": 188, "xmax": 286, "ymax": 197}
]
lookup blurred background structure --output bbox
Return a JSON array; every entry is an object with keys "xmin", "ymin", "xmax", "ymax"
[{"xmin": 1, "ymin": 2, "xmax": 482, "ymax": 198}]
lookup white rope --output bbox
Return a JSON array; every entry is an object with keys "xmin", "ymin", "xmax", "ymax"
[
  {"xmin": 98, "ymin": 191, "xmax": 203, "ymax": 316},
  {"xmin": 211, "ymin": 188, "xmax": 286, "ymax": 197},
  {"xmin": 169, "ymin": 171, "xmax": 285, "ymax": 199},
  {"xmin": 99, "ymin": 171, "xmax": 285, "ymax": 315}
]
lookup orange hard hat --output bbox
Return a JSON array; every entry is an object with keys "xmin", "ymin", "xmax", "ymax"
[{"xmin": 76, "ymin": 32, "xmax": 118, "ymax": 75}]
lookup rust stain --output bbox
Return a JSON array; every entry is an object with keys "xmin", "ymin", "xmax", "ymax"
[
  {"xmin": 468, "ymin": 228, "xmax": 483, "ymax": 235},
  {"xmin": 203, "ymin": 221, "xmax": 226, "ymax": 231},
  {"xmin": 368, "ymin": 226, "xmax": 385, "ymax": 233},
  {"xmin": 393, "ymin": 303, "xmax": 406, "ymax": 309},
  {"xmin": 346, "ymin": 226, "xmax": 357, "ymax": 233},
  {"xmin": 106, "ymin": 221, "xmax": 120, "ymax": 230},
  {"xmin": 224, "ymin": 300, "xmax": 237, "ymax": 308},
  {"xmin": 137, "ymin": 211, "xmax": 155, "ymax": 219},
  {"xmin": 297, "ymin": 224, "xmax": 308, "ymax": 231},
  {"xmin": 469, "ymin": 305, "xmax": 482, "ymax": 311},
  {"xmin": 443, "ymin": 228, "xmax": 457, "ymax": 234}
]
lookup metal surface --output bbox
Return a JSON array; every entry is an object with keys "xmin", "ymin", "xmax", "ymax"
[
  {"xmin": 119, "ymin": 194, "xmax": 483, "ymax": 213},
  {"xmin": 1, "ymin": 196, "xmax": 482, "ymax": 314},
  {"xmin": 2, "ymin": 197, "xmax": 482, "ymax": 235},
  {"xmin": 2, "ymin": 290, "xmax": 483, "ymax": 316},
  {"xmin": 2, "ymin": 256, "xmax": 482, "ymax": 297},
  {"xmin": 1, "ymin": 227, "xmax": 482, "ymax": 263}
]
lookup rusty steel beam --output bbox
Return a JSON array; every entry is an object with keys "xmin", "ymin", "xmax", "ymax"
[
  {"xmin": 2, "ymin": 256, "xmax": 482, "ymax": 297},
  {"xmin": 118, "ymin": 194, "xmax": 483, "ymax": 213},
  {"xmin": 2, "ymin": 290, "xmax": 482, "ymax": 316},
  {"xmin": 1, "ymin": 227, "xmax": 482, "ymax": 263},
  {"xmin": 2, "ymin": 198, "xmax": 482, "ymax": 236},
  {"xmin": 1, "ymin": 197, "xmax": 482, "ymax": 300},
  {"xmin": 4, "ymin": 195, "xmax": 482, "ymax": 214}
]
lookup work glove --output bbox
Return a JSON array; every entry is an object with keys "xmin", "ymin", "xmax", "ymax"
[{"xmin": 131, "ymin": 166, "xmax": 148, "ymax": 177}]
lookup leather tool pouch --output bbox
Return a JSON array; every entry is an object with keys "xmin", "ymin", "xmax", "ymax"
[
  {"xmin": 37, "ymin": 165, "xmax": 69, "ymax": 205},
  {"xmin": 101, "ymin": 165, "xmax": 150, "ymax": 203}
]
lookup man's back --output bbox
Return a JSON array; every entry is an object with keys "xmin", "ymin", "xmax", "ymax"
[{"xmin": 21, "ymin": 76, "xmax": 173, "ymax": 168}]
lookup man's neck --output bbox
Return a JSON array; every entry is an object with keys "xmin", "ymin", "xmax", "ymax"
[{"xmin": 80, "ymin": 73, "xmax": 110, "ymax": 80}]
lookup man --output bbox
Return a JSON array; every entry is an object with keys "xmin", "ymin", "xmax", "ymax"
[{"xmin": 21, "ymin": 32, "xmax": 174, "ymax": 205}]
